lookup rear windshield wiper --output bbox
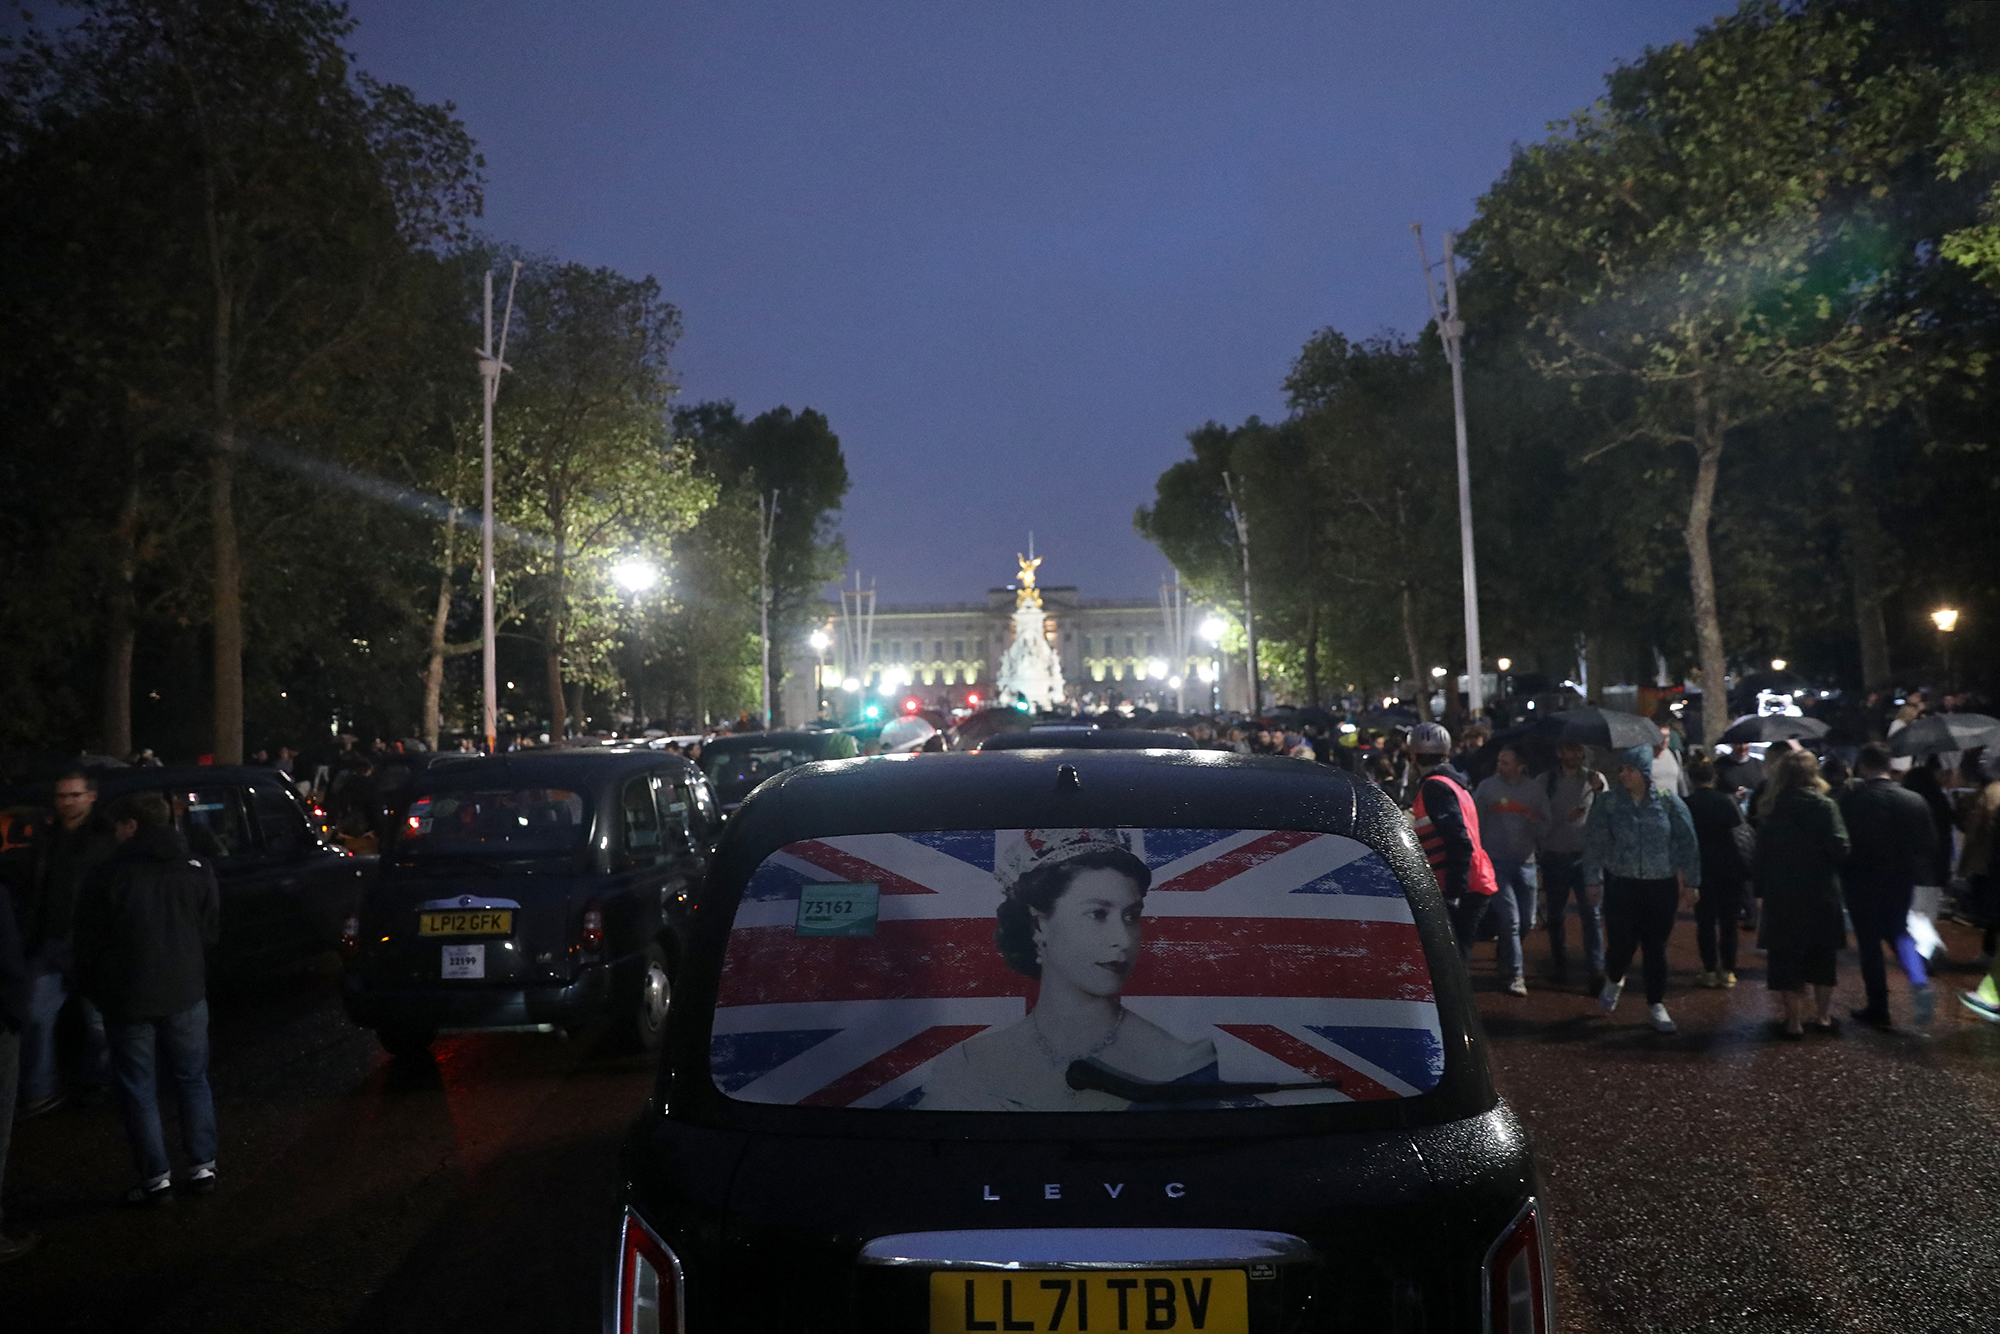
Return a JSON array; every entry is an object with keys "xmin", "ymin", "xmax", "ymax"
[{"xmin": 1066, "ymin": 1057, "xmax": 1343, "ymax": 1103}]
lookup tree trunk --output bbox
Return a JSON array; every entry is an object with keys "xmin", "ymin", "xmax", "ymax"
[
  {"xmin": 1685, "ymin": 391, "xmax": 1730, "ymax": 747},
  {"xmin": 1841, "ymin": 498, "xmax": 1893, "ymax": 692},
  {"xmin": 1302, "ymin": 599, "xmax": 1321, "ymax": 707},
  {"xmin": 101, "ymin": 468, "xmax": 142, "ymax": 759},
  {"xmin": 545, "ymin": 532, "xmax": 569, "ymax": 737},
  {"xmin": 422, "ymin": 507, "xmax": 460, "ymax": 751},
  {"xmin": 211, "ymin": 423, "xmax": 244, "ymax": 763},
  {"xmin": 1402, "ymin": 581, "xmax": 1433, "ymax": 723}
]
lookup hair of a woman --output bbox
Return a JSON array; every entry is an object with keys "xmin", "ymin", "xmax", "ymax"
[
  {"xmin": 1758, "ymin": 748, "xmax": 1828, "ymax": 819},
  {"xmin": 995, "ymin": 846, "xmax": 1153, "ymax": 979}
]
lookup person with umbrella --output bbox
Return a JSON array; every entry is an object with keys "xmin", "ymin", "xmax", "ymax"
[
  {"xmin": 1584, "ymin": 743, "xmax": 1700, "ymax": 1033},
  {"xmin": 1754, "ymin": 749, "xmax": 1852, "ymax": 1038}
]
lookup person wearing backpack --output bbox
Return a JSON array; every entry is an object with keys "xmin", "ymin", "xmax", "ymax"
[
  {"xmin": 1684, "ymin": 752, "xmax": 1750, "ymax": 989},
  {"xmin": 1407, "ymin": 723, "xmax": 1500, "ymax": 963}
]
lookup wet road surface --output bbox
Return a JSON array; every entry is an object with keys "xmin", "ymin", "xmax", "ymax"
[{"xmin": 3, "ymin": 920, "xmax": 1997, "ymax": 1332}]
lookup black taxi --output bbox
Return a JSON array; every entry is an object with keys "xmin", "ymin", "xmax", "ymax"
[
  {"xmin": 612, "ymin": 749, "xmax": 1548, "ymax": 1333},
  {"xmin": 341, "ymin": 748, "xmax": 718, "ymax": 1056},
  {"xmin": 2, "ymin": 764, "xmax": 371, "ymax": 977}
]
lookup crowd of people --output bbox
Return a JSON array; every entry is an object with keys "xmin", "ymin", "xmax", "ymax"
[{"xmin": 1393, "ymin": 717, "xmax": 2000, "ymax": 1040}]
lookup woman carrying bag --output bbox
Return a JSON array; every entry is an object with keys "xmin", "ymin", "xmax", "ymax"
[{"xmin": 1753, "ymin": 749, "xmax": 1852, "ymax": 1038}]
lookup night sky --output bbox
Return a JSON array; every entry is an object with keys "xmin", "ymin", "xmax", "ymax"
[{"xmin": 345, "ymin": 1, "xmax": 1724, "ymax": 605}]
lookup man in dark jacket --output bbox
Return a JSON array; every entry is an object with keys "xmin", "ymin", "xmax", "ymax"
[
  {"xmin": 74, "ymin": 792, "xmax": 221, "ymax": 1205},
  {"xmin": 1838, "ymin": 744, "xmax": 1940, "ymax": 1029},
  {"xmin": 0, "ymin": 858, "xmax": 39, "ymax": 1260},
  {"xmin": 15, "ymin": 768, "xmax": 115, "ymax": 1116}
]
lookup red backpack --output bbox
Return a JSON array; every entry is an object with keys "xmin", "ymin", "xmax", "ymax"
[{"xmin": 1412, "ymin": 775, "xmax": 1498, "ymax": 898}]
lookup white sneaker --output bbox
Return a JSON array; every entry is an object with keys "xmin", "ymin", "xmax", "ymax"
[
  {"xmin": 1648, "ymin": 1003, "xmax": 1677, "ymax": 1033},
  {"xmin": 1506, "ymin": 977, "xmax": 1528, "ymax": 997},
  {"xmin": 1598, "ymin": 977, "xmax": 1624, "ymax": 1012}
]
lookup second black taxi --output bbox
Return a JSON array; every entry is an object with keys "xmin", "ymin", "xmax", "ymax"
[{"xmin": 342, "ymin": 747, "xmax": 719, "ymax": 1055}]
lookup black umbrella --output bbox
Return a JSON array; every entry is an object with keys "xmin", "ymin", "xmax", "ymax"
[
  {"xmin": 1532, "ymin": 707, "xmax": 1661, "ymax": 750},
  {"xmin": 1889, "ymin": 712, "xmax": 2000, "ymax": 758},
  {"xmin": 1718, "ymin": 714, "xmax": 1830, "ymax": 745},
  {"xmin": 1358, "ymin": 706, "xmax": 1420, "ymax": 729}
]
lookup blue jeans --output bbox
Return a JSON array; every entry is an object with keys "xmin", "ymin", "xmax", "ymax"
[
  {"xmin": 106, "ymin": 1001, "xmax": 217, "ymax": 1186},
  {"xmin": 1540, "ymin": 854, "xmax": 1604, "ymax": 976},
  {"xmin": 1487, "ymin": 860, "xmax": 1538, "ymax": 981},
  {"xmin": 19, "ymin": 970, "xmax": 109, "ymax": 1105}
]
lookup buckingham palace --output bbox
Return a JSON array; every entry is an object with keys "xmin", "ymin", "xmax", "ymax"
[{"xmin": 779, "ymin": 578, "xmax": 1245, "ymax": 722}]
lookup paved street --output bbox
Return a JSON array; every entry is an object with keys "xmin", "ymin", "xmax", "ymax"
[{"xmin": 4, "ymin": 919, "xmax": 1998, "ymax": 1332}]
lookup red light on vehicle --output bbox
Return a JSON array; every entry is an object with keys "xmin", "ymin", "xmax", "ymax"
[
  {"xmin": 581, "ymin": 907, "xmax": 605, "ymax": 951},
  {"xmin": 903, "ymin": 698, "xmax": 919, "ymax": 712},
  {"xmin": 1484, "ymin": 1200, "xmax": 1550, "ymax": 1334},
  {"xmin": 614, "ymin": 1207, "xmax": 682, "ymax": 1334},
  {"xmin": 966, "ymin": 694, "xmax": 980, "ymax": 706},
  {"xmin": 338, "ymin": 914, "xmax": 361, "ymax": 960}
]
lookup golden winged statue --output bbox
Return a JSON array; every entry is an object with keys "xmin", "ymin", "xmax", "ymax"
[{"xmin": 1015, "ymin": 553, "xmax": 1043, "ymax": 609}]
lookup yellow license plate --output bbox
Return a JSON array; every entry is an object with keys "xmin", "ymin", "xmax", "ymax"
[
  {"xmin": 418, "ymin": 910, "xmax": 513, "ymax": 936},
  {"xmin": 931, "ymin": 1269, "xmax": 1247, "ymax": 1333}
]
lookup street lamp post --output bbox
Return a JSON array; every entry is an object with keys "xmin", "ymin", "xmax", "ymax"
[
  {"xmin": 1200, "ymin": 615, "xmax": 1226, "ymax": 715},
  {"xmin": 611, "ymin": 558, "xmax": 657, "ymax": 732},
  {"xmin": 476, "ymin": 263, "xmax": 521, "ymax": 754},
  {"xmin": 1413, "ymin": 225, "xmax": 1484, "ymax": 717},
  {"xmin": 1932, "ymin": 608, "xmax": 1959, "ymax": 690},
  {"xmin": 809, "ymin": 628, "xmax": 831, "ymax": 721}
]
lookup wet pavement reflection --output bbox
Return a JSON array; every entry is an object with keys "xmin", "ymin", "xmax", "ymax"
[{"xmin": 4, "ymin": 919, "xmax": 1996, "ymax": 1332}]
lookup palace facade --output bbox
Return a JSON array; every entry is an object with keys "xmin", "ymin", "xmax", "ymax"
[{"xmin": 778, "ymin": 583, "xmax": 1244, "ymax": 722}]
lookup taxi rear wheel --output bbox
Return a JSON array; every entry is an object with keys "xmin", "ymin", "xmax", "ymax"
[
  {"xmin": 627, "ymin": 943, "xmax": 672, "ymax": 1052},
  {"xmin": 376, "ymin": 1025, "xmax": 435, "ymax": 1059}
]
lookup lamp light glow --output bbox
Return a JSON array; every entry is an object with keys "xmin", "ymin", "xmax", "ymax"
[
  {"xmin": 611, "ymin": 558, "xmax": 657, "ymax": 593},
  {"xmin": 1933, "ymin": 608, "xmax": 1960, "ymax": 633}
]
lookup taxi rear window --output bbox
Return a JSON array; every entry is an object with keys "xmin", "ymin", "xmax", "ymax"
[
  {"xmin": 710, "ymin": 827, "xmax": 1442, "ymax": 1112},
  {"xmin": 402, "ymin": 788, "xmax": 588, "ymax": 854}
]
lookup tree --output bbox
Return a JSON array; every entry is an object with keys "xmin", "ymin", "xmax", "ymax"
[
  {"xmin": 1465, "ymin": 0, "xmax": 1974, "ymax": 740},
  {"xmin": 672, "ymin": 402, "xmax": 849, "ymax": 726},
  {"xmin": 496, "ymin": 260, "xmax": 709, "ymax": 736},
  {"xmin": 2, "ymin": 0, "xmax": 482, "ymax": 761}
]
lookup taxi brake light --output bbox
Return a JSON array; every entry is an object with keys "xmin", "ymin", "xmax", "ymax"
[
  {"xmin": 338, "ymin": 915, "xmax": 361, "ymax": 960},
  {"xmin": 581, "ymin": 907, "xmax": 605, "ymax": 951},
  {"xmin": 616, "ymin": 1207, "xmax": 682, "ymax": 1334},
  {"xmin": 1484, "ymin": 1199, "xmax": 1550, "ymax": 1334}
]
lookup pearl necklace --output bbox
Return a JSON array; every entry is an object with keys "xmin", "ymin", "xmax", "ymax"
[{"xmin": 1030, "ymin": 1006, "xmax": 1126, "ymax": 1074}]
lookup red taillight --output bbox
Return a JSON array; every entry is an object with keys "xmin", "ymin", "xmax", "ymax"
[
  {"xmin": 1485, "ymin": 1199, "xmax": 1550, "ymax": 1334},
  {"xmin": 615, "ymin": 1207, "xmax": 682, "ymax": 1334},
  {"xmin": 339, "ymin": 915, "xmax": 361, "ymax": 960},
  {"xmin": 581, "ymin": 907, "xmax": 604, "ymax": 951}
]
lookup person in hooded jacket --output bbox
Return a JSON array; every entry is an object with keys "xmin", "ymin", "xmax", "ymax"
[
  {"xmin": 73, "ymin": 791, "xmax": 221, "ymax": 1205},
  {"xmin": 1839, "ymin": 744, "xmax": 1939, "ymax": 1029},
  {"xmin": 1583, "ymin": 743, "xmax": 1700, "ymax": 1033},
  {"xmin": 1754, "ymin": 749, "xmax": 1852, "ymax": 1039}
]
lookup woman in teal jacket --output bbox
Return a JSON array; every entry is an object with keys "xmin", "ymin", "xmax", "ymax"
[{"xmin": 1583, "ymin": 743, "xmax": 1701, "ymax": 1033}]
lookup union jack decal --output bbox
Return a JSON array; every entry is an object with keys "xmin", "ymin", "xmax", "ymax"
[{"xmin": 711, "ymin": 828, "xmax": 1443, "ymax": 1109}]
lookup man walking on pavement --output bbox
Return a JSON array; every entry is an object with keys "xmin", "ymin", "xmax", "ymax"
[
  {"xmin": 73, "ymin": 792, "xmax": 221, "ymax": 1205},
  {"xmin": 15, "ymin": 767, "xmax": 115, "ymax": 1118},
  {"xmin": 1539, "ymin": 741, "xmax": 1606, "ymax": 993},
  {"xmin": 1474, "ymin": 743, "xmax": 1550, "ymax": 996},
  {"xmin": 1407, "ymin": 723, "xmax": 1501, "ymax": 969},
  {"xmin": 0, "ymin": 850, "xmax": 39, "ymax": 1261},
  {"xmin": 1839, "ymin": 744, "xmax": 1940, "ymax": 1029}
]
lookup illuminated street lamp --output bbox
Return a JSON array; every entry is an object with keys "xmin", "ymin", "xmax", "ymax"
[
  {"xmin": 1933, "ymin": 608, "xmax": 1960, "ymax": 688},
  {"xmin": 1430, "ymin": 666, "xmax": 1447, "ymax": 678},
  {"xmin": 1770, "ymin": 658, "xmax": 1787, "ymax": 672},
  {"xmin": 808, "ymin": 628, "xmax": 832, "ymax": 718},
  {"xmin": 1497, "ymin": 657, "xmax": 1512, "ymax": 672},
  {"xmin": 612, "ymin": 558, "xmax": 658, "ymax": 594}
]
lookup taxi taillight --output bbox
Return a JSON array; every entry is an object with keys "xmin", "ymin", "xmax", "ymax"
[
  {"xmin": 615, "ymin": 1207, "xmax": 682, "ymax": 1334},
  {"xmin": 1484, "ymin": 1199, "xmax": 1550, "ymax": 1334},
  {"xmin": 580, "ymin": 906, "xmax": 605, "ymax": 951},
  {"xmin": 338, "ymin": 915, "xmax": 361, "ymax": 960}
]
